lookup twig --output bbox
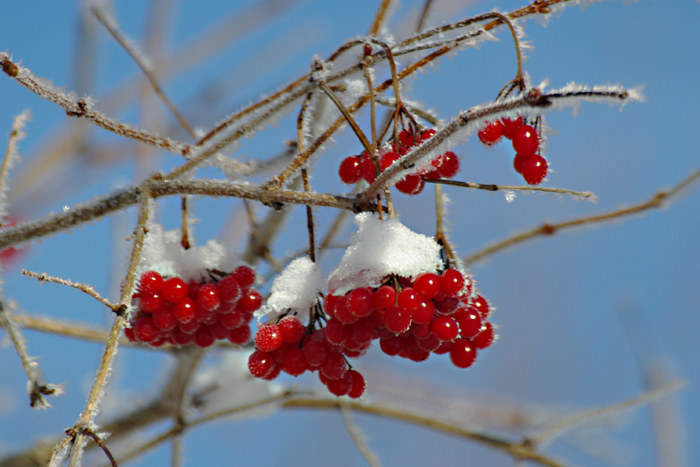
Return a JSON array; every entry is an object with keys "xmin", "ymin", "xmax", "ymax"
[
  {"xmin": 22, "ymin": 269, "xmax": 121, "ymax": 313},
  {"xmin": 464, "ymin": 169, "xmax": 700, "ymax": 265},
  {"xmin": 424, "ymin": 178, "xmax": 595, "ymax": 200},
  {"xmin": 0, "ymin": 300, "xmax": 61, "ymax": 408},
  {"xmin": 368, "ymin": 0, "xmax": 393, "ymax": 36},
  {"xmin": 415, "ymin": 0, "xmax": 434, "ymax": 33},
  {"xmin": 340, "ymin": 402, "xmax": 382, "ymax": 467},
  {"xmin": 528, "ymin": 380, "xmax": 686, "ymax": 447},
  {"xmin": 1, "ymin": 110, "xmax": 30, "ymax": 213}
]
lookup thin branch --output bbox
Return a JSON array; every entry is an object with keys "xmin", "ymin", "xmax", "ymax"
[
  {"xmin": 1, "ymin": 110, "xmax": 30, "ymax": 213},
  {"xmin": 415, "ymin": 0, "xmax": 434, "ymax": 33},
  {"xmin": 91, "ymin": 5, "xmax": 197, "ymax": 139},
  {"xmin": 340, "ymin": 402, "xmax": 382, "ymax": 467},
  {"xmin": 464, "ymin": 169, "xmax": 700, "ymax": 265},
  {"xmin": 424, "ymin": 178, "xmax": 595, "ymax": 200},
  {"xmin": 529, "ymin": 380, "xmax": 686, "ymax": 447},
  {"xmin": 368, "ymin": 0, "xmax": 393, "ymax": 36},
  {"xmin": 22, "ymin": 269, "xmax": 121, "ymax": 313},
  {"xmin": 0, "ymin": 300, "xmax": 62, "ymax": 408},
  {"xmin": 0, "ymin": 54, "xmax": 189, "ymax": 155}
]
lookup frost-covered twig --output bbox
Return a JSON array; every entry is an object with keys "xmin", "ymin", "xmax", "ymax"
[
  {"xmin": 464, "ymin": 169, "xmax": 700, "ymax": 265},
  {"xmin": 0, "ymin": 300, "xmax": 62, "ymax": 408},
  {"xmin": 22, "ymin": 270, "xmax": 121, "ymax": 313},
  {"xmin": 91, "ymin": 5, "xmax": 197, "ymax": 139},
  {"xmin": 0, "ymin": 54, "xmax": 190, "ymax": 155},
  {"xmin": 424, "ymin": 178, "xmax": 596, "ymax": 200},
  {"xmin": 340, "ymin": 403, "xmax": 382, "ymax": 467},
  {"xmin": 359, "ymin": 86, "xmax": 638, "ymax": 204},
  {"xmin": 1, "ymin": 110, "xmax": 30, "ymax": 217},
  {"xmin": 528, "ymin": 380, "xmax": 686, "ymax": 447}
]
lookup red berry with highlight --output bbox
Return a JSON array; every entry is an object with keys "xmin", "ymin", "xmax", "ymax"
[
  {"xmin": 339, "ymin": 156, "xmax": 363, "ymax": 184},
  {"xmin": 139, "ymin": 271, "xmax": 164, "ymax": 294},
  {"xmin": 478, "ymin": 120, "xmax": 504, "ymax": 146},
  {"xmin": 521, "ymin": 154, "xmax": 548, "ymax": 185},
  {"xmin": 161, "ymin": 277, "xmax": 188, "ymax": 303},
  {"xmin": 254, "ymin": 324, "xmax": 283, "ymax": 352},
  {"xmin": 512, "ymin": 124, "xmax": 539, "ymax": 156},
  {"xmin": 278, "ymin": 315, "xmax": 306, "ymax": 344},
  {"xmin": 430, "ymin": 315, "xmax": 459, "ymax": 341},
  {"xmin": 450, "ymin": 339, "xmax": 477, "ymax": 368}
]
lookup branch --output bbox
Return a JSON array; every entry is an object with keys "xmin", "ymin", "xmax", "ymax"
[
  {"xmin": 424, "ymin": 178, "xmax": 595, "ymax": 200},
  {"xmin": 22, "ymin": 270, "xmax": 122, "ymax": 313}
]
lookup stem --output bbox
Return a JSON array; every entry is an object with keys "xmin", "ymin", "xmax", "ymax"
[{"xmin": 368, "ymin": 0, "xmax": 393, "ymax": 36}]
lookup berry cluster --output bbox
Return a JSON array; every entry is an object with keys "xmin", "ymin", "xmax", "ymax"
[
  {"xmin": 125, "ymin": 266, "xmax": 261, "ymax": 348},
  {"xmin": 338, "ymin": 128, "xmax": 460, "ymax": 195},
  {"xmin": 478, "ymin": 116, "xmax": 548, "ymax": 185},
  {"xmin": 248, "ymin": 267, "xmax": 494, "ymax": 398}
]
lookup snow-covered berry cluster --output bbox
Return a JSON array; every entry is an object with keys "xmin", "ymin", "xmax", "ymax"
[
  {"xmin": 338, "ymin": 127, "xmax": 460, "ymax": 195},
  {"xmin": 324, "ymin": 268, "xmax": 494, "ymax": 369},
  {"xmin": 125, "ymin": 266, "xmax": 261, "ymax": 348},
  {"xmin": 478, "ymin": 116, "xmax": 548, "ymax": 185}
]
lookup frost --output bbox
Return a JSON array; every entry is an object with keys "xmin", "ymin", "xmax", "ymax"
[
  {"xmin": 139, "ymin": 224, "xmax": 241, "ymax": 280},
  {"xmin": 345, "ymin": 78, "xmax": 368, "ymax": 99},
  {"xmin": 190, "ymin": 351, "xmax": 285, "ymax": 420},
  {"xmin": 256, "ymin": 256, "xmax": 325, "ymax": 323},
  {"xmin": 504, "ymin": 190, "xmax": 516, "ymax": 203},
  {"xmin": 0, "ymin": 110, "xmax": 30, "ymax": 220},
  {"xmin": 327, "ymin": 213, "xmax": 443, "ymax": 294}
]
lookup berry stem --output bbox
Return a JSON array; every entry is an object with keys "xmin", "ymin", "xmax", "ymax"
[
  {"xmin": 492, "ymin": 11, "xmax": 526, "ymax": 100},
  {"xmin": 317, "ymin": 80, "xmax": 375, "ymax": 157}
]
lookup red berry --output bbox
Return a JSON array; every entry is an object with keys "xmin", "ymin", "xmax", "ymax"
[
  {"xmin": 421, "ymin": 128, "xmax": 436, "ymax": 141},
  {"xmin": 372, "ymin": 285, "xmax": 396, "ymax": 309},
  {"xmin": 361, "ymin": 154, "xmax": 378, "ymax": 183},
  {"xmin": 139, "ymin": 292, "xmax": 163, "ymax": 314},
  {"xmin": 435, "ymin": 296, "xmax": 459, "ymax": 315},
  {"xmin": 233, "ymin": 265, "xmax": 256, "ymax": 289},
  {"xmin": 282, "ymin": 347, "xmax": 308, "ymax": 376},
  {"xmin": 472, "ymin": 322, "xmax": 495, "ymax": 349},
  {"xmin": 412, "ymin": 300, "xmax": 436, "ymax": 325},
  {"xmin": 513, "ymin": 152, "xmax": 529, "ymax": 174},
  {"xmin": 193, "ymin": 326, "xmax": 215, "ymax": 347},
  {"xmin": 347, "ymin": 287, "xmax": 373, "ymax": 318},
  {"xmin": 430, "ymin": 315, "xmax": 459, "ymax": 341},
  {"xmin": 501, "ymin": 116, "xmax": 523, "ymax": 140},
  {"xmin": 254, "ymin": 324, "xmax": 283, "ymax": 352},
  {"xmin": 398, "ymin": 129, "xmax": 416, "ymax": 147},
  {"xmin": 347, "ymin": 370, "xmax": 366, "ymax": 398},
  {"xmin": 173, "ymin": 297, "xmax": 196, "ymax": 323},
  {"xmin": 237, "ymin": 290, "xmax": 262, "ymax": 313},
  {"xmin": 413, "ymin": 273, "xmax": 440, "ymax": 300},
  {"xmin": 325, "ymin": 318, "xmax": 348, "ymax": 345},
  {"xmin": 512, "ymin": 124, "xmax": 539, "ymax": 156},
  {"xmin": 384, "ymin": 305, "xmax": 412, "ymax": 334},
  {"xmin": 478, "ymin": 120, "xmax": 504, "ymax": 146},
  {"xmin": 153, "ymin": 306, "xmax": 177, "ymax": 331},
  {"xmin": 471, "ymin": 295, "xmax": 490, "ymax": 318},
  {"xmin": 339, "ymin": 156, "xmax": 363, "ymax": 184},
  {"xmin": 397, "ymin": 288, "xmax": 420, "ymax": 310},
  {"xmin": 197, "ymin": 284, "xmax": 220, "ymax": 312},
  {"xmin": 454, "ymin": 308, "xmax": 482, "ymax": 338},
  {"xmin": 379, "ymin": 151, "xmax": 401, "ymax": 171},
  {"xmin": 133, "ymin": 317, "xmax": 158, "ymax": 343},
  {"xmin": 217, "ymin": 276, "xmax": 240, "ymax": 303},
  {"xmin": 228, "ymin": 325, "xmax": 251, "ymax": 345},
  {"xmin": 178, "ymin": 319, "xmax": 199, "ymax": 334},
  {"xmin": 303, "ymin": 339, "xmax": 329, "ymax": 367},
  {"xmin": 432, "ymin": 151, "xmax": 460, "ymax": 178},
  {"xmin": 450, "ymin": 339, "xmax": 477, "ymax": 368},
  {"xmin": 395, "ymin": 175, "xmax": 424, "ymax": 195},
  {"xmin": 325, "ymin": 371, "xmax": 353, "ymax": 396},
  {"xmin": 440, "ymin": 269, "xmax": 465, "ymax": 297},
  {"xmin": 219, "ymin": 311, "xmax": 244, "ymax": 329},
  {"xmin": 379, "ymin": 336, "xmax": 402, "ymax": 356},
  {"xmin": 320, "ymin": 351, "xmax": 347, "ymax": 380},
  {"xmin": 521, "ymin": 154, "xmax": 548, "ymax": 185},
  {"xmin": 139, "ymin": 271, "xmax": 164, "ymax": 294},
  {"xmin": 248, "ymin": 350, "xmax": 275, "ymax": 378},
  {"xmin": 161, "ymin": 277, "xmax": 188, "ymax": 303},
  {"xmin": 278, "ymin": 315, "xmax": 306, "ymax": 344}
]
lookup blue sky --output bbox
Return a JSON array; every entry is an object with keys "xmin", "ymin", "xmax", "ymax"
[{"xmin": 1, "ymin": 1, "xmax": 698, "ymax": 466}]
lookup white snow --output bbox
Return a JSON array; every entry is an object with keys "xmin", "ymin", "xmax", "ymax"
[{"xmin": 327, "ymin": 213, "xmax": 443, "ymax": 295}]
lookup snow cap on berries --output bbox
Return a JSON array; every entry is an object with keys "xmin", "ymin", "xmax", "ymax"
[
  {"xmin": 328, "ymin": 213, "xmax": 443, "ymax": 294},
  {"xmin": 256, "ymin": 256, "xmax": 325, "ymax": 322},
  {"xmin": 139, "ymin": 224, "xmax": 239, "ymax": 280}
]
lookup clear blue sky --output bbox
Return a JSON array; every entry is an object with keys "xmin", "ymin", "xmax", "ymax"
[{"xmin": 1, "ymin": 1, "xmax": 698, "ymax": 466}]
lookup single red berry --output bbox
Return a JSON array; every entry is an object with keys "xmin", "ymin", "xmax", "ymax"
[
  {"xmin": 450, "ymin": 339, "xmax": 477, "ymax": 368},
  {"xmin": 397, "ymin": 288, "xmax": 420, "ymax": 310},
  {"xmin": 384, "ymin": 305, "xmax": 412, "ymax": 334},
  {"xmin": 320, "ymin": 351, "xmax": 348, "ymax": 380},
  {"xmin": 398, "ymin": 129, "xmax": 416, "ymax": 147},
  {"xmin": 347, "ymin": 370, "xmax": 366, "ymax": 398},
  {"xmin": 139, "ymin": 292, "xmax": 163, "ymax": 314},
  {"xmin": 282, "ymin": 347, "xmax": 308, "ymax": 376},
  {"xmin": 411, "ymin": 322, "xmax": 432, "ymax": 339},
  {"xmin": 161, "ymin": 277, "xmax": 188, "ymax": 303},
  {"xmin": 153, "ymin": 306, "xmax": 177, "ymax": 331},
  {"xmin": 433, "ymin": 341, "xmax": 453, "ymax": 355},
  {"xmin": 194, "ymin": 302, "xmax": 215, "ymax": 323},
  {"xmin": 421, "ymin": 128, "xmax": 436, "ymax": 141},
  {"xmin": 193, "ymin": 326, "xmax": 215, "ymax": 347},
  {"xmin": 435, "ymin": 296, "xmax": 459, "ymax": 315},
  {"xmin": 139, "ymin": 271, "xmax": 164, "ymax": 294},
  {"xmin": 233, "ymin": 265, "xmax": 256, "ymax": 289},
  {"xmin": 173, "ymin": 297, "xmax": 196, "ymax": 323},
  {"xmin": 478, "ymin": 120, "xmax": 504, "ymax": 146},
  {"xmin": 379, "ymin": 151, "xmax": 401, "ymax": 171},
  {"xmin": 440, "ymin": 269, "xmax": 465, "ymax": 297},
  {"xmin": 228, "ymin": 325, "xmax": 251, "ymax": 345},
  {"xmin": 521, "ymin": 154, "xmax": 548, "ymax": 185},
  {"xmin": 372, "ymin": 285, "xmax": 396, "ymax": 310},
  {"xmin": 197, "ymin": 283, "xmax": 220, "ymax": 312},
  {"xmin": 178, "ymin": 319, "xmax": 200, "ymax": 334},
  {"xmin": 347, "ymin": 287, "xmax": 373, "ymax": 318},
  {"xmin": 454, "ymin": 308, "xmax": 482, "ymax": 338},
  {"xmin": 325, "ymin": 318, "xmax": 348, "ymax": 345},
  {"xmin": 361, "ymin": 154, "xmax": 378, "ymax": 183},
  {"xmin": 303, "ymin": 339, "xmax": 329, "ymax": 367},
  {"xmin": 338, "ymin": 156, "xmax": 363, "ymax": 184},
  {"xmin": 278, "ymin": 315, "xmax": 306, "ymax": 344},
  {"xmin": 430, "ymin": 315, "xmax": 459, "ymax": 341},
  {"xmin": 237, "ymin": 290, "xmax": 262, "ymax": 313},
  {"xmin": 217, "ymin": 275, "xmax": 240, "ymax": 303},
  {"xmin": 133, "ymin": 317, "xmax": 158, "ymax": 343},
  {"xmin": 395, "ymin": 174, "xmax": 424, "ymax": 195},
  {"xmin": 333, "ymin": 295, "xmax": 357, "ymax": 324},
  {"xmin": 124, "ymin": 327, "xmax": 135, "ymax": 341},
  {"xmin": 379, "ymin": 336, "xmax": 402, "ymax": 356},
  {"xmin": 219, "ymin": 311, "xmax": 244, "ymax": 329},
  {"xmin": 248, "ymin": 350, "xmax": 275, "ymax": 378},
  {"xmin": 513, "ymin": 152, "xmax": 530, "ymax": 174},
  {"xmin": 432, "ymin": 151, "xmax": 460, "ymax": 178},
  {"xmin": 471, "ymin": 295, "xmax": 490, "ymax": 318},
  {"xmin": 413, "ymin": 272, "xmax": 441, "ymax": 300},
  {"xmin": 512, "ymin": 124, "xmax": 539, "ymax": 156},
  {"xmin": 501, "ymin": 116, "xmax": 523, "ymax": 139},
  {"xmin": 416, "ymin": 334, "xmax": 441, "ymax": 352},
  {"xmin": 472, "ymin": 322, "xmax": 495, "ymax": 349},
  {"xmin": 412, "ymin": 300, "xmax": 436, "ymax": 325},
  {"xmin": 325, "ymin": 371, "xmax": 353, "ymax": 396},
  {"xmin": 254, "ymin": 324, "xmax": 283, "ymax": 352}
]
